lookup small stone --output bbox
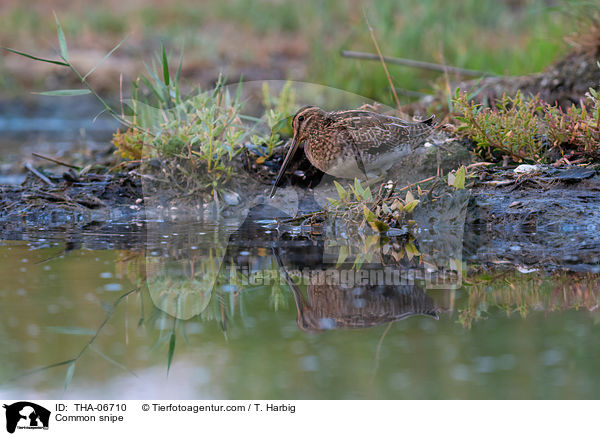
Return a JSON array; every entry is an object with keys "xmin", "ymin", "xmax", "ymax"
[
  {"xmin": 514, "ymin": 164, "xmax": 541, "ymax": 174},
  {"xmin": 554, "ymin": 167, "xmax": 595, "ymax": 182},
  {"xmin": 517, "ymin": 266, "xmax": 538, "ymax": 273}
]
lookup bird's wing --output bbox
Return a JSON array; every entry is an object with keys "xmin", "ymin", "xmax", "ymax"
[{"xmin": 330, "ymin": 111, "xmax": 410, "ymax": 153}]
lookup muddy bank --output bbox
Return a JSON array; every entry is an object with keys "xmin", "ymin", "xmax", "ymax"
[
  {"xmin": 1, "ymin": 160, "xmax": 599, "ymax": 273},
  {"xmin": 0, "ymin": 168, "xmax": 143, "ymax": 233},
  {"xmin": 452, "ymin": 47, "xmax": 600, "ymax": 109},
  {"xmin": 465, "ymin": 164, "xmax": 600, "ymax": 272}
]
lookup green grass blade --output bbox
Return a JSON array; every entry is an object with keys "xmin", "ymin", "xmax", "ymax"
[
  {"xmin": 2, "ymin": 47, "xmax": 69, "ymax": 66},
  {"xmin": 403, "ymin": 199, "xmax": 420, "ymax": 213},
  {"xmin": 11, "ymin": 359, "xmax": 75, "ymax": 381},
  {"xmin": 238, "ymin": 114, "xmax": 262, "ymax": 122},
  {"xmin": 33, "ymin": 89, "xmax": 91, "ymax": 96},
  {"xmin": 64, "ymin": 361, "xmax": 76, "ymax": 391},
  {"xmin": 362, "ymin": 186, "xmax": 373, "ymax": 201},
  {"xmin": 140, "ymin": 75, "xmax": 162, "ymax": 101},
  {"xmin": 46, "ymin": 326, "xmax": 96, "ymax": 335},
  {"xmin": 175, "ymin": 45, "xmax": 184, "ymax": 103},
  {"xmin": 161, "ymin": 42, "xmax": 170, "ymax": 87},
  {"xmin": 167, "ymin": 332, "xmax": 176, "ymax": 375},
  {"xmin": 53, "ymin": 11, "xmax": 69, "ymax": 62},
  {"xmin": 144, "ymin": 62, "xmax": 169, "ymax": 104},
  {"xmin": 92, "ymin": 108, "xmax": 109, "ymax": 123},
  {"xmin": 144, "ymin": 62, "xmax": 166, "ymax": 89},
  {"xmin": 212, "ymin": 74, "xmax": 224, "ymax": 98},
  {"xmin": 180, "ymin": 322, "xmax": 190, "ymax": 346},
  {"xmin": 175, "ymin": 47, "xmax": 184, "ymax": 84},
  {"xmin": 83, "ymin": 35, "xmax": 129, "ymax": 80},
  {"xmin": 151, "ymin": 332, "xmax": 171, "ymax": 351},
  {"xmin": 89, "ymin": 344, "xmax": 138, "ymax": 376},
  {"xmin": 336, "ymin": 245, "xmax": 349, "ymax": 267},
  {"xmin": 363, "ymin": 205, "xmax": 376, "ymax": 222},
  {"xmin": 354, "ymin": 178, "xmax": 365, "ymax": 199},
  {"xmin": 235, "ymin": 75, "xmax": 244, "ymax": 102}
]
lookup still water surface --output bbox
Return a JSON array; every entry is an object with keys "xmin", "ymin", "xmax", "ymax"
[{"xmin": 1, "ymin": 220, "xmax": 599, "ymax": 400}]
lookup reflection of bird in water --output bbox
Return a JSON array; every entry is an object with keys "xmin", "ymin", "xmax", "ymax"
[
  {"xmin": 270, "ymin": 105, "xmax": 435, "ymax": 197},
  {"xmin": 272, "ymin": 248, "xmax": 439, "ymax": 331}
]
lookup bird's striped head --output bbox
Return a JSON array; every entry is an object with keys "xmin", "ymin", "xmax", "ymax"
[
  {"xmin": 269, "ymin": 105, "xmax": 324, "ymax": 197},
  {"xmin": 291, "ymin": 105, "xmax": 324, "ymax": 143}
]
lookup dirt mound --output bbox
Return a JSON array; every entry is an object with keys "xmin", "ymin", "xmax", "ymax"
[{"xmin": 455, "ymin": 40, "xmax": 600, "ymax": 108}]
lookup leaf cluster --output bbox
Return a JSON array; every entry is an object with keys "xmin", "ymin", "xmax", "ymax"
[
  {"xmin": 453, "ymin": 86, "xmax": 600, "ymax": 163},
  {"xmin": 327, "ymin": 179, "xmax": 421, "ymax": 234}
]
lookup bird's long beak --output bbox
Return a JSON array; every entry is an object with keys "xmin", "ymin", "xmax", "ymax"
[{"xmin": 269, "ymin": 137, "xmax": 300, "ymax": 197}]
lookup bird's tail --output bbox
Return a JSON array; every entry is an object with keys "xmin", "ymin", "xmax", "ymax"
[{"xmin": 408, "ymin": 114, "xmax": 436, "ymax": 142}]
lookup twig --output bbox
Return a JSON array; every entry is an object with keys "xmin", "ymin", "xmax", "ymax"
[
  {"xmin": 341, "ymin": 50, "xmax": 494, "ymax": 77},
  {"xmin": 120, "ymin": 72, "xmax": 125, "ymax": 119},
  {"xmin": 24, "ymin": 162, "xmax": 55, "ymax": 186},
  {"xmin": 438, "ymin": 42, "xmax": 453, "ymax": 113},
  {"xmin": 363, "ymin": 12, "xmax": 402, "ymax": 112},
  {"xmin": 279, "ymin": 210, "xmax": 327, "ymax": 224},
  {"xmin": 466, "ymin": 162, "xmax": 494, "ymax": 169},
  {"xmin": 32, "ymin": 152, "xmax": 80, "ymax": 170},
  {"xmin": 396, "ymin": 175, "xmax": 437, "ymax": 192}
]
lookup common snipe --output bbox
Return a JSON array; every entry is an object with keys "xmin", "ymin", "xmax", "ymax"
[{"xmin": 269, "ymin": 105, "xmax": 435, "ymax": 197}]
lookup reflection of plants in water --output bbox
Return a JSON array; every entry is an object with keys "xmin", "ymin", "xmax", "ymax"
[
  {"xmin": 117, "ymin": 248, "xmax": 286, "ymax": 320},
  {"xmin": 116, "ymin": 250, "xmax": 147, "ymax": 285},
  {"xmin": 13, "ymin": 277, "xmax": 248, "ymax": 387},
  {"xmin": 268, "ymin": 262, "xmax": 289, "ymax": 312},
  {"xmin": 458, "ymin": 271, "xmax": 600, "ymax": 328},
  {"xmin": 326, "ymin": 179, "xmax": 422, "ymax": 234},
  {"xmin": 7, "ymin": 248, "xmax": 248, "ymax": 386},
  {"xmin": 318, "ymin": 175, "xmax": 468, "ymax": 287},
  {"xmin": 329, "ymin": 233, "xmax": 421, "ymax": 270},
  {"xmin": 10, "ymin": 288, "xmax": 140, "ymax": 390}
]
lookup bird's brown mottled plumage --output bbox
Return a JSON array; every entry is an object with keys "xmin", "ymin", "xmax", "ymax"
[{"xmin": 270, "ymin": 105, "xmax": 435, "ymax": 197}]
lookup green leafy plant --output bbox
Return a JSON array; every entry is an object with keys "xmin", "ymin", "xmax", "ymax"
[
  {"xmin": 251, "ymin": 81, "xmax": 297, "ymax": 160},
  {"xmin": 453, "ymin": 90, "xmax": 544, "ymax": 162},
  {"xmin": 543, "ymin": 88, "xmax": 600, "ymax": 154},
  {"xmin": 454, "ymin": 86, "xmax": 600, "ymax": 163},
  {"xmin": 458, "ymin": 270, "xmax": 600, "ymax": 328},
  {"xmin": 447, "ymin": 165, "xmax": 466, "ymax": 189},
  {"xmin": 3, "ymin": 13, "xmax": 129, "ymax": 125},
  {"xmin": 121, "ymin": 62, "xmax": 254, "ymax": 193},
  {"xmin": 327, "ymin": 178, "xmax": 422, "ymax": 233},
  {"xmin": 3, "ymin": 15, "xmax": 297, "ymax": 196}
]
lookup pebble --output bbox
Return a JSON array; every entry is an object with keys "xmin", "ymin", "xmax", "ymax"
[{"xmin": 514, "ymin": 164, "xmax": 541, "ymax": 174}]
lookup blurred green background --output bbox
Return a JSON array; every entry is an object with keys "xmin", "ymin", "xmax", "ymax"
[{"xmin": 0, "ymin": 0, "xmax": 588, "ymax": 105}]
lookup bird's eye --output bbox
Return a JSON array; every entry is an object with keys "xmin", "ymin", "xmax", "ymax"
[{"xmin": 298, "ymin": 115, "xmax": 305, "ymax": 123}]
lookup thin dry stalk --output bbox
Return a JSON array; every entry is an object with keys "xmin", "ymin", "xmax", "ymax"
[{"xmin": 363, "ymin": 10, "xmax": 402, "ymax": 112}]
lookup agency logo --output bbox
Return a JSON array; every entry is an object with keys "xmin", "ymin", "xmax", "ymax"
[{"xmin": 3, "ymin": 402, "xmax": 50, "ymax": 434}]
